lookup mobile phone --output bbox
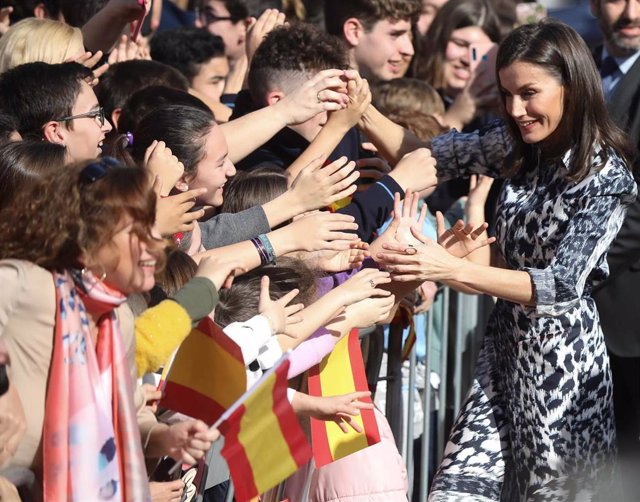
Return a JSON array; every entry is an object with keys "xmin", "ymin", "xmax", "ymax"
[
  {"xmin": 468, "ymin": 42, "xmax": 496, "ymax": 74},
  {"xmin": 131, "ymin": 0, "xmax": 148, "ymax": 42}
]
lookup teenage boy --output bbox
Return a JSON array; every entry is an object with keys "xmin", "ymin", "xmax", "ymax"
[
  {"xmin": 0, "ymin": 62, "xmax": 112, "ymax": 162},
  {"xmin": 324, "ymin": 0, "xmax": 421, "ymax": 81}
]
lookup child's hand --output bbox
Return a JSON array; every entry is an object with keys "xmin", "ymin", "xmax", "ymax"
[
  {"xmin": 289, "ymin": 156, "xmax": 359, "ymax": 211},
  {"xmin": 293, "ymin": 391, "xmax": 374, "ymax": 433},
  {"xmin": 155, "ymin": 188, "xmax": 207, "ymax": 236},
  {"xmin": 258, "ymin": 276, "xmax": 304, "ymax": 336},
  {"xmin": 341, "ymin": 294, "xmax": 396, "ymax": 328},
  {"xmin": 335, "ymin": 268, "xmax": 392, "ymax": 307},
  {"xmin": 145, "ymin": 140, "xmax": 185, "ymax": 196}
]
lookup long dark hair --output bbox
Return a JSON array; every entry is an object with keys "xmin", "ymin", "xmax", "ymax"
[
  {"xmin": 414, "ymin": 0, "xmax": 501, "ymax": 90},
  {"xmin": 111, "ymin": 104, "xmax": 216, "ymax": 179},
  {"xmin": 497, "ymin": 21, "xmax": 634, "ymax": 180}
]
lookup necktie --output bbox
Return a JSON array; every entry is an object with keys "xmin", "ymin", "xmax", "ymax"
[{"xmin": 600, "ymin": 56, "xmax": 619, "ymax": 79}]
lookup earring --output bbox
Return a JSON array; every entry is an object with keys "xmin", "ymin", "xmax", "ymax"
[{"xmin": 81, "ymin": 266, "xmax": 107, "ymax": 283}]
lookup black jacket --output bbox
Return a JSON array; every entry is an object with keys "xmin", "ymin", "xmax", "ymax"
[
  {"xmin": 230, "ymin": 91, "xmax": 404, "ymax": 243},
  {"xmin": 593, "ymin": 49, "xmax": 640, "ymax": 356}
]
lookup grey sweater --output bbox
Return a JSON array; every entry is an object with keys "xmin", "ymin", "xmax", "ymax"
[{"xmin": 199, "ymin": 205, "xmax": 270, "ymax": 250}]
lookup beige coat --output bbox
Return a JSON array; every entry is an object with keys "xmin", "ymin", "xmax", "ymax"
[{"xmin": 0, "ymin": 260, "xmax": 138, "ymax": 475}]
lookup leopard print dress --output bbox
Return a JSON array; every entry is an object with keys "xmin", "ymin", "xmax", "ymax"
[{"xmin": 428, "ymin": 122, "xmax": 637, "ymax": 501}]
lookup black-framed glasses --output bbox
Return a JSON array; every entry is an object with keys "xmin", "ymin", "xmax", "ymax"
[
  {"xmin": 56, "ymin": 107, "xmax": 106, "ymax": 128},
  {"xmin": 79, "ymin": 157, "xmax": 123, "ymax": 184}
]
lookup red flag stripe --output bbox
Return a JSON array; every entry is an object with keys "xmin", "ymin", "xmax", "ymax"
[
  {"xmin": 160, "ymin": 381, "xmax": 226, "ymax": 426},
  {"xmin": 219, "ymin": 404, "xmax": 259, "ymax": 502},
  {"xmin": 346, "ymin": 330, "xmax": 379, "ymax": 446},
  {"xmin": 272, "ymin": 363, "xmax": 312, "ymax": 468},
  {"xmin": 307, "ymin": 365, "xmax": 334, "ymax": 464}
]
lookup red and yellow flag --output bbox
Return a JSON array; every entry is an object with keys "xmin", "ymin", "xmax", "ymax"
[
  {"xmin": 307, "ymin": 329, "xmax": 380, "ymax": 467},
  {"xmin": 219, "ymin": 357, "xmax": 312, "ymax": 502},
  {"xmin": 159, "ymin": 317, "xmax": 247, "ymax": 426}
]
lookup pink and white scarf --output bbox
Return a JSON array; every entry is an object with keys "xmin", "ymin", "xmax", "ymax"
[{"xmin": 43, "ymin": 270, "xmax": 150, "ymax": 502}]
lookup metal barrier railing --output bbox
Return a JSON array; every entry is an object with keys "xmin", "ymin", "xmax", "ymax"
[{"xmin": 387, "ymin": 287, "xmax": 486, "ymax": 501}]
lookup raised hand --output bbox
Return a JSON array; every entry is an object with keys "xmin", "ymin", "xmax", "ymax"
[
  {"xmin": 326, "ymin": 72, "xmax": 372, "ymax": 131},
  {"xmin": 155, "ymin": 188, "xmax": 208, "ymax": 236},
  {"xmin": 0, "ymin": 7, "xmax": 12, "ymax": 36},
  {"xmin": 289, "ymin": 156, "xmax": 359, "ymax": 211},
  {"xmin": 258, "ymin": 276, "xmax": 304, "ymax": 336},
  {"xmin": 377, "ymin": 227, "xmax": 459, "ymax": 282},
  {"xmin": 297, "ymin": 391, "xmax": 374, "ymax": 434},
  {"xmin": 285, "ymin": 211, "xmax": 359, "ymax": 252},
  {"xmin": 245, "ymin": 8, "xmax": 286, "ymax": 65},
  {"xmin": 195, "ymin": 255, "xmax": 247, "ymax": 291},
  {"xmin": 436, "ymin": 211, "xmax": 495, "ymax": 258},
  {"xmin": 388, "ymin": 147, "xmax": 438, "ymax": 193},
  {"xmin": 334, "ymin": 268, "xmax": 392, "ymax": 306},
  {"xmin": 274, "ymin": 69, "xmax": 353, "ymax": 124},
  {"xmin": 341, "ymin": 294, "xmax": 396, "ymax": 328},
  {"xmin": 108, "ymin": 34, "xmax": 149, "ymax": 64},
  {"xmin": 145, "ymin": 140, "xmax": 185, "ymax": 196},
  {"xmin": 70, "ymin": 50, "xmax": 108, "ymax": 85},
  {"xmin": 310, "ymin": 240, "xmax": 370, "ymax": 273}
]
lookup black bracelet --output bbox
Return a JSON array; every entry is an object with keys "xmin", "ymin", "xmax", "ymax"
[{"xmin": 0, "ymin": 364, "xmax": 9, "ymax": 397}]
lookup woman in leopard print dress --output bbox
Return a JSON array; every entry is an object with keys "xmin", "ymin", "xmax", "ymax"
[{"xmin": 378, "ymin": 22, "xmax": 637, "ymax": 501}]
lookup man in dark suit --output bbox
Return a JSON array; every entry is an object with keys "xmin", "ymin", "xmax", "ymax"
[{"xmin": 590, "ymin": 0, "xmax": 640, "ymax": 497}]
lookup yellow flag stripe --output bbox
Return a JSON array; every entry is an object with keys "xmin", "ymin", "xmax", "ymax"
[
  {"xmin": 317, "ymin": 335, "xmax": 369, "ymax": 458},
  {"xmin": 238, "ymin": 372, "xmax": 299, "ymax": 494},
  {"xmin": 168, "ymin": 329, "xmax": 246, "ymax": 408}
]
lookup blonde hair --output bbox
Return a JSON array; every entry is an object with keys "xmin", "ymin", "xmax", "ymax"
[{"xmin": 0, "ymin": 18, "xmax": 84, "ymax": 74}]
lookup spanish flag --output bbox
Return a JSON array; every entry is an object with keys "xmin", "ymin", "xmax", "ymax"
[
  {"xmin": 308, "ymin": 329, "xmax": 380, "ymax": 467},
  {"xmin": 159, "ymin": 317, "xmax": 247, "ymax": 426},
  {"xmin": 219, "ymin": 355, "xmax": 311, "ymax": 502}
]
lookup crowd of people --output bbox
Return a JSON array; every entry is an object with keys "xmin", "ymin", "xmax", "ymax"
[{"xmin": 0, "ymin": 0, "xmax": 639, "ymax": 501}]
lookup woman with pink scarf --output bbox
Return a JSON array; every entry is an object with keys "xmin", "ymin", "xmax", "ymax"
[{"xmin": 0, "ymin": 158, "xmax": 218, "ymax": 502}]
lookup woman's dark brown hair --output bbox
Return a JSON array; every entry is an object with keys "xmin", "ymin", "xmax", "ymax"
[
  {"xmin": 414, "ymin": 0, "xmax": 502, "ymax": 91},
  {"xmin": 496, "ymin": 21, "xmax": 634, "ymax": 181},
  {"xmin": 0, "ymin": 158, "xmax": 163, "ymax": 271}
]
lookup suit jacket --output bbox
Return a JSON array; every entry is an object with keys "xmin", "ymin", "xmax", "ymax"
[{"xmin": 593, "ymin": 48, "xmax": 640, "ymax": 356}]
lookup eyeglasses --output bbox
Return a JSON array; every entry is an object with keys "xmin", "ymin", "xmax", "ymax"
[
  {"xmin": 200, "ymin": 8, "xmax": 244, "ymax": 24},
  {"xmin": 79, "ymin": 156, "xmax": 123, "ymax": 184},
  {"xmin": 56, "ymin": 107, "xmax": 106, "ymax": 128}
]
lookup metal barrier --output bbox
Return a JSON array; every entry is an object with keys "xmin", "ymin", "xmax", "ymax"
[{"xmin": 386, "ymin": 287, "xmax": 487, "ymax": 501}]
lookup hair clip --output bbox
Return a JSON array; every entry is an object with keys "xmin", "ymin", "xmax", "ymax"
[{"xmin": 126, "ymin": 131, "xmax": 134, "ymax": 146}]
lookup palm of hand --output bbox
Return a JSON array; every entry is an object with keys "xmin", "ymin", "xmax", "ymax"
[
  {"xmin": 438, "ymin": 221, "xmax": 488, "ymax": 258},
  {"xmin": 393, "ymin": 216, "xmax": 423, "ymax": 246}
]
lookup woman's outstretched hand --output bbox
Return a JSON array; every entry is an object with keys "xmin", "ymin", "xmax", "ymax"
[{"xmin": 436, "ymin": 211, "xmax": 495, "ymax": 258}]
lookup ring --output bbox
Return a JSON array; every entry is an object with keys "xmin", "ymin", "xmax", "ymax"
[
  {"xmin": 405, "ymin": 246, "xmax": 418, "ymax": 255},
  {"xmin": 316, "ymin": 91, "xmax": 322, "ymax": 103},
  {"xmin": 369, "ymin": 280, "xmax": 376, "ymax": 288}
]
